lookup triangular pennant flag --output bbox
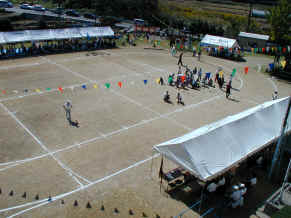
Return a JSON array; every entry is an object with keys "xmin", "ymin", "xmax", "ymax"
[
  {"xmin": 2, "ymin": 90, "xmax": 6, "ymax": 94},
  {"xmin": 105, "ymin": 83, "xmax": 110, "ymax": 88},
  {"xmin": 219, "ymin": 71, "xmax": 223, "ymax": 78},
  {"xmin": 118, "ymin": 82, "xmax": 122, "ymax": 88},
  {"xmin": 269, "ymin": 63, "xmax": 274, "ymax": 70},
  {"xmin": 281, "ymin": 60, "xmax": 286, "ymax": 68},
  {"xmin": 181, "ymin": 76, "xmax": 186, "ymax": 83},
  {"xmin": 82, "ymin": 84, "xmax": 87, "ymax": 89},
  {"xmin": 244, "ymin": 67, "xmax": 249, "ymax": 74},
  {"xmin": 58, "ymin": 87, "xmax": 63, "ymax": 92},
  {"xmin": 93, "ymin": 84, "xmax": 98, "ymax": 89},
  {"xmin": 156, "ymin": 78, "xmax": 160, "ymax": 84},
  {"xmin": 232, "ymin": 68, "xmax": 236, "ymax": 77},
  {"xmin": 143, "ymin": 80, "xmax": 147, "ymax": 85},
  {"xmin": 283, "ymin": 47, "xmax": 287, "ymax": 53},
  {"xmin": 46, "ymin": 88, "xmax": 51, "ymax": 91}
]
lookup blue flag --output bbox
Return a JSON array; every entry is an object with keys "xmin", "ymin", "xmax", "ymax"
[
  {"xmin": 82, "ymin": 84, "xmax": 87, "ymax": 89},
  {"xmin": 87, "ymin": 32, "xmax": 90, "ymax": 41},
  {"xmin": 143, "ymin": 80, "xmax": 147, "ymax": 85},
  {"xmin": 269, "ymin": 63, "xmax": 274, "ymax": 70}
]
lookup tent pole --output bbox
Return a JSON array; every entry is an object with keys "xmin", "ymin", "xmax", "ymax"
[
  {"xmin": 199, "ymin": 185, "xmax": 205, "ymax": 214},
  {"xmin": 269, "ymin": 96, "xmax": 291, "ymax": 180}
]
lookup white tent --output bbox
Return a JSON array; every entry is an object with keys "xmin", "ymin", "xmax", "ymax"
[
  {"xmin": 200, "ymin": 34, "xmax": 240, "ymax": 49},
  {"xmin": 0, "ymin": 27, "xmax": 114, "ymax": 44},
  {"xmin": 154, "ymin": 97, "xmax": 291, "ymax": 182}
]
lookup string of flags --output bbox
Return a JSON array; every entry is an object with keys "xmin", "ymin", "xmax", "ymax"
[{"xmin": 0, "ymin": 66, "xmax": 254, "ymax": 95}]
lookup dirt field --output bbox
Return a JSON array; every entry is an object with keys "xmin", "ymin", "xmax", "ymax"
[{"xmin": 0, "ymin": 47, "xmax": 290, "ymax": 218}]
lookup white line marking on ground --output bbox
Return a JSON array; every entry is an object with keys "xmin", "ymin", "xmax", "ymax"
[
  {"xmin": 0, "ymin": 102, "xmax": 90, "ymax": 186},
  {"xmin": 0, "ymin": 62, "xmax": 44, "ymax": 70},
  {"xmin": 0, "ymin": 95, "xmax": 221, "ymax": 171},
  {"xmin": 268, "ymin": 77, "xmax": 278, "ymax": 92},
  {"xmin": 3, "ymin": 154, "xmax": 160, "ymax": 217}
]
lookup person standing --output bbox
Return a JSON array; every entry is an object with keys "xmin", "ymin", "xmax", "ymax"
[
  {"xmin": 63, "ymin": 100, "xmax": 72, "ymax": 124},
  {"xmin": 272, "ymin": 91, "xmax": 278, "ymax": 100},
  {"xmin": 178, "ymin": 52, "xmax": 183, "ymax": 66},
  {"xmin": 226, "ymin": 82, "xmax": 231, "ymax": 98}
]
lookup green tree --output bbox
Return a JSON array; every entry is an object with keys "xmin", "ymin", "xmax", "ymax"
[{"xmin": 266, "ymin": 0, "xmax": 291, "ymax": 45}]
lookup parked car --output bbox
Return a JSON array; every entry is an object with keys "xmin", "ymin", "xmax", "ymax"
[
  {"xmin": 83, "ymin": 13, "xmax": 96, "ymax": 19},
  {"xmin": 32, "ymin": 4, "xmax": 46, "ymax": 12},
  {"xmin": 0, "ymin": 0, "xmax": 13, "ymax": 8},
  {"xmin": 65, "ymin": 10, "xmax": 80, "ymax": 17},
  {"xmin": 20, "ymin": 3, "xmax": 33, "ymax": 10},
  {"xmin": 52, "ymin": 7, "xmax": 64, "ymax": 15}
]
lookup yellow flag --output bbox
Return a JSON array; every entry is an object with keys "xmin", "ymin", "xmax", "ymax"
[
  {"xmin": 93, "ymin": 84, "xmax": 98, "ymax": 89},
  {"xmin": 35, "ymin": 89, "xmax": 40, "ymax": 92},
  {"xmin": 219, "ymin": 71, "xmax": 223, "ymax": 78},
  {"xmin": 281, "ymin": 60, "xmax": 286, "ymax": 68},
  {"xmin": 156, "ymin": 78, "xmax": 160, "ymax": 84}
]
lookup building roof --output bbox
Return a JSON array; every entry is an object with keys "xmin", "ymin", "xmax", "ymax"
[
  {"xmin": 200, "ymin": 34, "xmax": 239, "ymax": 48},
  {"xmin": 239, "ymin": 32, "xmax": 270, "ymax": 41}
]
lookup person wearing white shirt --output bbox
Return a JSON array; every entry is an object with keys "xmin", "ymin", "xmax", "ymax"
[
  {"xmin": 207, "ymin": 182, "xmax": 217, "ymax": 193},
  {"xmin": 217, "ymin": 177, "xmax": 225, "ymax": 187}
]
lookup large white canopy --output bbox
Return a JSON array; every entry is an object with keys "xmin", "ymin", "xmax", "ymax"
[
  {"xmin": 0, "ymin": 27, "xmax": 114, "ymax": 44},
  {"xmin": 154, "ymin": 97, "xmax": 291, "ymax": 182},
  {"xmin": 200, "ymin": 34, "xmax": 239, "ymax": 49}
]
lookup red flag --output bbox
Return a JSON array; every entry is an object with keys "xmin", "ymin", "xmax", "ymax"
[
  {"xmin": 2, "ymin": 90, "xmax": 6, "ymax": 94},
  {"xmin": 262, "ymin": 48, "xmax": 265, "ymax": 53},
  {"xmin": 244, "ymin": 67, "xmax": 249, "ymax": 74},
  {"xmin": 283, "ymin": 47, "xmax": 287, "ymax": 53},
  {"xmin": 58, "ymin": 87, "xmax": 63, "ymax": 93},
  {"xmin": 118, "ymin": 81, "xmax": 122, "ymax": 88},
  {"xmin": 181, "ymin": 75, "xmax": 186, "ymax": 82}
]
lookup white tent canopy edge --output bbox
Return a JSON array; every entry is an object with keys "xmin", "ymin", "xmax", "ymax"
[
  {"xmin": 0, "ymin": 27, "xmax": 114, "ymax": 44},
  {"xmin": 154, "ymin": 97, "xmax": 291, "ymax": 182}
]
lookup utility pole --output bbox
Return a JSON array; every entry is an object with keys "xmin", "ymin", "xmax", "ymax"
[{"xmin": 247, "ymin": 0, "xmax": 253, "ymax": 32}]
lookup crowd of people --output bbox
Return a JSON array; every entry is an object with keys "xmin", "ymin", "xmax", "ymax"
[
  {"xmin": 0, "ymin": 38, "xmax": 116, "ymax": 59},
  {"xmin": 162, "ymin": 52, "xmax": 233, "ymax": 105}
]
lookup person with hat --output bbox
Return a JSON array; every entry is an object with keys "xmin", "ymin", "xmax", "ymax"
[{"xmin": 272, "ymin": 91, "xmax": 278, "ymax": 100}]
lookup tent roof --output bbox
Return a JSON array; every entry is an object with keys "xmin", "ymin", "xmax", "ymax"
[
  {"xmin": 239, "ymin": 32, "xmax": 270, "ymax": 41},
  {"xmin": 154, "ymin": 97, "xmax": 291, "ymax": 182},
  {"xmin": 0, "ymin": 27, "xmax": 114, "ymax": 44},
  {"xmin": 200, "ymin": 34, "xmax": 239, "ymax": 48}
]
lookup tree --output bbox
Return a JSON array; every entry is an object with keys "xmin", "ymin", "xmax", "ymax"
[{"xmin": 266, "ymin": 0, "xmax": 291, "ymax": 45}]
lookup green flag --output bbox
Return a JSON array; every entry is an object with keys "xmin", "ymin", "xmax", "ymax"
[
  {"xmin": 105, "ymin": 83, "xmax": 110, "ymax": 88},
  {"xmin": 46, "ymin": 88, "xmax": 51, "ymax": 91},
  {"xmin": 232, "ymin": 69, "xmax": 236, "ymax": 77}
]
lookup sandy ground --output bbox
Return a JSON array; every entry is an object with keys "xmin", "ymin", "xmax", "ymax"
[{"xmin": 0, "ymin": 47, "xmax": 290, "ymax": 218}]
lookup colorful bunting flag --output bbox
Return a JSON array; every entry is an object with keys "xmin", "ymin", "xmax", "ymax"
[
  {"xmin": 35, "ymin": 89, "xmax": 41, "ymax": 93},
  {"xmin": 58, "ymin": 87, "xmax": 63, "ymax": 93},
  {"xmin": 46, "ymin": 88, "xmax": 51, "ymax": 91},
  {"xmin": 143, "ymin": 80, "xmax": 147, "ymax": 85},
  {"xmin": 244, "ymin": 67, "xmax": 249, "ymax": 74},
  {"xmin": 118, "ymin": 81, "xmax": 122, "ymax": 88},
  {"xmin": 283, "ymin": 47, "xmax": 287, "ymax": 53},
  {"xmin": 219, "ymin": 71, "xmax": 223, "ymax": 78},
  {"xmin": 105, "ymin": 83, "xmax": 110, "ymax": 88},
  {"xmin": 269, "ymin": 63, "xmax": 274, "ymax": 70},
  {"xmin": 82, "ymin": 85, "xmax": 87, "ymax": 89},
  {"xmin": 93, "ymin": 84, "xmax": 98, "ymax": 89},
  {"xmin": 181, "ymin": 76, "xmax": 186, "ymax": 82},
  {"xmin": 232, "ymin": 68, "xmax": 236, "ymax": 77},
  {"xmin": 2, "ymin": 90, "xmax": 6, "ymax": 94},
  {"xmin": 281, "ymin": 60, "xmax": 286, "ymax": 68}
]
